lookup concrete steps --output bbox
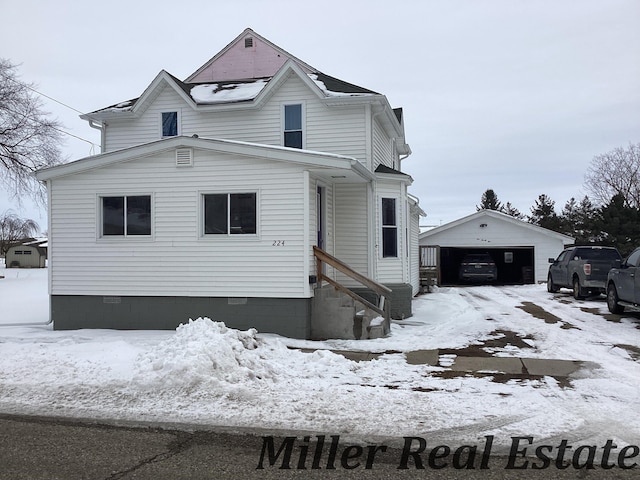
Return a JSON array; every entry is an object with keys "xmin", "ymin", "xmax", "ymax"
[{"xmin": 310, "ymin": 286, "xmax": 388, "ymax": 340}]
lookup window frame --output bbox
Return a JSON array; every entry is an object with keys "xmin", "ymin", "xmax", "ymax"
[
  {"xmin": 282, "ymin": 102, "xmax": 305, "ymax": 149},
  {"xmin": 161, "ymin": 111, "xmax": 180, "ymax": 138},
  {"xmin": 200, "ymin": 190, "xmax": 259, "ymax": 238},
  {"xmin": 381, "ymin": 197, "xmax": 399, "ymax": 258},
  {"xmin": 98, "ymin": 194, "xmax": 153, "ymax": 239}
]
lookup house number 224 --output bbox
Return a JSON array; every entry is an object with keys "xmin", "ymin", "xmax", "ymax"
[{"xmin": 272, "ymin": 240, "xmax": 285, "ymax": 246}]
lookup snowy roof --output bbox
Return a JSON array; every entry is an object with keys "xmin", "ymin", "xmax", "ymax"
[{"xmin": 91, "ymin": 71, "xmax": 378, "ymax": 114}]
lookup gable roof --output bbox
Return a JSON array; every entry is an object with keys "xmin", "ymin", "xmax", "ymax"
[
  {"xmin": 35, "ymin": 135, "xmax": 374, "ymax": 184},
  {"xmin": 80, "ymin": 28, "xmax": 409, "ymax": 153},
  {"xmin": 419, "ymin": 209, "xmax": 575, "ymax": 243},
  {"xmin": 83, "ymin": 28, "xmax": 399, "ymax": 116},
  {"xmin": 185, "ymin": 28, "xmax": 317, "ymax": 82},
  {"xmin": 83, "ymin": 62, "xmax": 380, "ymax": 119}
]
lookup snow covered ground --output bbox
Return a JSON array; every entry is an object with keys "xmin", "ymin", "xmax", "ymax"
[{"xmin": 1, "ymin": 263, "xmax": 639, "ymax": 453}]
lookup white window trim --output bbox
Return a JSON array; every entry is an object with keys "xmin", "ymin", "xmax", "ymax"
[
  {"xmin": 281, "ymin": 102, "xmax": 306, "ymax": 149},
  {"xmin": 160, "ymin": 110, "xmax": 181, "ymax": 138},
  {"xmin": 199, "ymin": 189, "xmax": 261, "ymax": 239},
  {"xmin": 96, "ymin": 193, "xmax": 155, "ymax": 240},
  {"xmin": 380, "ymin": 196, "xmax": 400, "ymax": 259}
]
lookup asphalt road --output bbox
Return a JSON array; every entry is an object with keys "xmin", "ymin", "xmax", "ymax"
[{"xmin": 0, "ymin": 414, "xmax": 637, "ymax": 479}]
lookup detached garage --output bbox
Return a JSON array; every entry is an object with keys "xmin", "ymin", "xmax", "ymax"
[{"xmin": 419, "ymin": 210, "xmax": 574, "ymax": 285}]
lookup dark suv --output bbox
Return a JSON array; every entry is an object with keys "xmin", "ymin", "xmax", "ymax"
[
  {"xmin": 606, "ymin": 247, "xmax": 640, "ymax": 313},
  {"xmin": 458, "ymin": 253, "xmax": 497, "ymax": 283}
]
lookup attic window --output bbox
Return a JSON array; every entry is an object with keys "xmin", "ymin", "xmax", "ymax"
[
  {"xmin": 175, "ymin": 148, "xmax": 193, "ymax": 167},
  {"xmin": 244, "ymin": 37, "xmax": 253, "ymax": 48}
]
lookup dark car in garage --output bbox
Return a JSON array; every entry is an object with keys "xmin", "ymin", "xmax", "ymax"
[{"xmin": 458, "ymin": 253, "xmax": 498, "ymax": 283}]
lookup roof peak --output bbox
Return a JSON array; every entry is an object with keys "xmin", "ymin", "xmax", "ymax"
[{"xmin": 185, "ymin": 28, "xmax": 317, "ymax": 83}]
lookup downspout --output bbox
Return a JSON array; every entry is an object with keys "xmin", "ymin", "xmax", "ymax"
[
  {"xmin": 88, "ymin": 119, "xmax": 106, "ymax": 154},
  {"xmin": 369, "ymin": 109, "xmax": 386, "ymax": 281}
]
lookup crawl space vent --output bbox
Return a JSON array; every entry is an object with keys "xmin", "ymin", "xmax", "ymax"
[{"xmin": 175, "ymin": 148, "xmax": 193, "ymax": 167}]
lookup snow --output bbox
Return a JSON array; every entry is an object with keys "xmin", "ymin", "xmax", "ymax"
[
  {"xmin": 190, "ymin": 79, "xmax": 269, "ymax": 104},
  {"xmin": 1, "ymin": 263, "xmax": 639, "ymax": 451}
]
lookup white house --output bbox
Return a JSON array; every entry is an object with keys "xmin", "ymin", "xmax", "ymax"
[
  {"xmin": 419, "ymin": 210, "xmax": 574, "ymax": 285},
  {"xmin": 36, "ymin": 28, "xmax": 424, "ymax": 339}
]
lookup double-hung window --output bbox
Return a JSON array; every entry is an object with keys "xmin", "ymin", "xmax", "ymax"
[
  {"xmin": 162, "ymin": 111, "xmax": 178, "ymax": 137},
  {"xmin": 102, "ymin": 195, "xmax": 151, "ymax": 236},
  {"xmin": 381, "ymin": 198, "xmax": 398, "ymax": 258},
  {"xmin": 283, "ymin": 104, "xmax": 303, "ymax": 148},
  {"xmin": 203, "ymin": 193, "xmax": 257, "ymax": 235}
]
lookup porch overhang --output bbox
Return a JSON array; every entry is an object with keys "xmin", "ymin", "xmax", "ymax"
[{"xmin": 308, "ymin": 159, "xmax": 374, "ymax": 184}]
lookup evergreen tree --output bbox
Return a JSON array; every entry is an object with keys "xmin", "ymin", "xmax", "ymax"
[
  {"xmin": 594, "ymin": 194, "xmax": 640, "ymax": 256},
  {"xmin": 560, "ymin": 196, "xmax": 597, "ymax": 243},
  {"xmin": 477, "ymin": 189, "xmax": 502, "ymax": 211},
  {"xmin": 528, "ymin": 194, "xmax": 562, "ymax": 232},
  {"xmin": 503, "ymin": 202, "xmax": 524, "ymax": 220}
]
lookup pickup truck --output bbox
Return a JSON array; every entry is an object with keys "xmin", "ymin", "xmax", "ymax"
[
  {"xmin": 547, "ymin": 246, "xmax": 622, "ymax": 299},
  {"xmin": 606, "ymin": 246, "xmax": 640, "ymax": 313}
]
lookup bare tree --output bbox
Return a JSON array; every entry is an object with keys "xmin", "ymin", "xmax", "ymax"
[
  {"xmin": 0, "ymin": 210, "xmax": 40, "ymax": 256},
  {"xmin": 584, "ymin": 142, "xmax": 640, "ymax": 208},
  {"xmin": 0, "ymin": 58, "xmax": 64, "ymax": 203}
]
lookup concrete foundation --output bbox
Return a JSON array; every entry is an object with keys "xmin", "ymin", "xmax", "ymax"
[{"xmin": 51, "ymin": 295, "xmax": 311, "ymax": 339}]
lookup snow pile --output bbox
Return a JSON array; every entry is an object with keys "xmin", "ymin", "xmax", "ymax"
[
  {"xmin": 133, "ymin": 318, "xmax": 279, "ymax": 388},
  {"xmin": 133, "ymin": 317, "xmax": 357, "ymax": 393}
]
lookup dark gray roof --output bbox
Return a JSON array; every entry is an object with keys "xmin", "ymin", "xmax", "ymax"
[
  {"xmin": 313, "ymin": 71, "xmax": 379, "ymax": 95},
  {"xmin": 90, "ymin": 68, "xmax": 380, "ymax": 115},
  {"xmin": 375, "ymin": 164, "xmax": 408, "ymax": 176}
]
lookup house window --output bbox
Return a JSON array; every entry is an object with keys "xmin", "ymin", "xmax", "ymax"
[
  {"xmin": 203, "ymin": 193, "xmax": 257, "ymax": 235},
  {"xmin": 162, "ymin": 111, "xmax": 178, "ymax": 137},
  {"xmin": 102, "ymin": 195, "xmax": 151, "ymax": 236},
  {"xmin": 22, "ymin": 250, "xmax": 32, "ymax": 255},
  {"xmin": 283, "ymin": 104, "xmax": 303, "ymax": 149},
  {"xmin": 381, "ymin": 198, "xmax": 397, "ymax": 258}
]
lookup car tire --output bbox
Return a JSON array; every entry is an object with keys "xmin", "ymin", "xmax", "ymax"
[
  {"xmin": 573, "ymin": 277, "xmax": 585, "ymax": 300},
  {"xmin": 607, "ymin": 284, "xmax": 624, "ymax": 314},
  {"xmin": 547, "ymin": 274, "xmax": 559, "ymax": 293}
]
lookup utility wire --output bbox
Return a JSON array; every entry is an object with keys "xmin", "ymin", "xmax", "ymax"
[
  {"xmin": 1, "ymin": 103, "xmax": 99, "ymax": 149},
  {"xmin": 0, "ymin": 69, "xmax": 101, "ymax": 148}
]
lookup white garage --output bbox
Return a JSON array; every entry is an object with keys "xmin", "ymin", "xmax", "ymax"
[{"xmin": 419, "ymin": 210, "xmax": 575, "ymax": 285}]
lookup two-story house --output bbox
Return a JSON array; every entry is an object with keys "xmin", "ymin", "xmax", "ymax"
[{"xmin": 36, "ymin": 28, "xmax": 424, "ymax": 339}]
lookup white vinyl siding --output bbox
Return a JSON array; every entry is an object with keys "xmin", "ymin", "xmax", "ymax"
[
  {"xmin": 372, "ymin": 118, "xmax": 394, "ymax": 170},
  {"xmin": 48, "ymin": 150, "xmax": 308, "ymax": 298},
  {"xmin": 376, "ymin": 182, "xmax": 405, "ymax": 283},
  {"xmin": 103, "ymin": 76, "xmax": 369, "ymax": 165},
  {"xmin": 333, "ymin": 184, "xmax": 368, "ymax": 286},
  {"xmin": 409, "ymin": 204, "xmax": 421, "ymax": 296}
]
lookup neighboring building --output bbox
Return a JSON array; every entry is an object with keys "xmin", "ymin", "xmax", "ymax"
[
  {"xmin": 5, "ymin": 239, "xmax": 48, "ymax": 268},
  {"xmin": 36, "ymin": 28, "xmax": 424, "ymax": 339},
  {"xmin": 419, "ymin": 210, "xmax": 574, "ymax": 285}
]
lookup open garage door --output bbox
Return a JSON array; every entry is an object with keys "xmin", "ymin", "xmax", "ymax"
[{"xmin": 439, "ymin": 247, "xmax": 535, "ymax": 285}]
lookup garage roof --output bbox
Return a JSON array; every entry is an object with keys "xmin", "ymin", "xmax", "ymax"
[{"xmin": 420, "ymin": 209, "xmax": 575, "ymax": 243}]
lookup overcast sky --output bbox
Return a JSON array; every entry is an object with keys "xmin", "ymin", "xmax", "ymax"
[{"xmin": 1, "ymin": 0, "xmax": 639, "ymax": 229}]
